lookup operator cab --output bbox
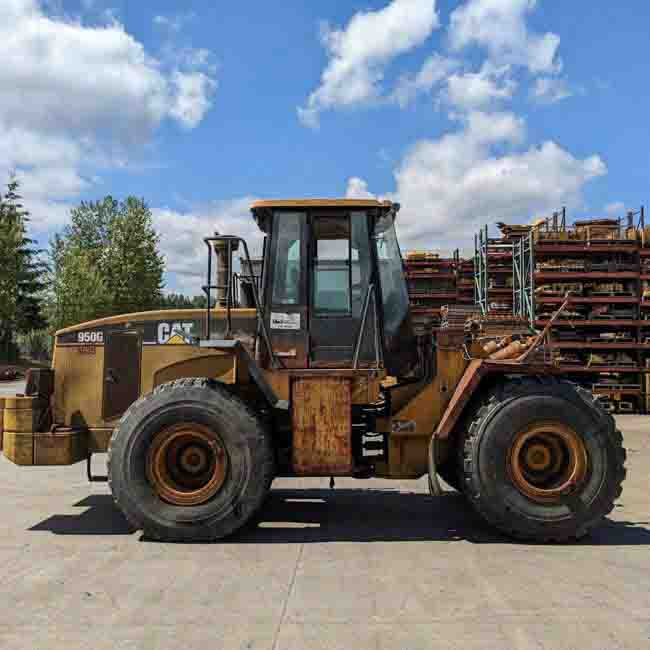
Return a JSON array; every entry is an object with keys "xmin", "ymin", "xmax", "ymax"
[{"xmin": 250, "ymin": 199, "xmax": 418, "ymax": 377}]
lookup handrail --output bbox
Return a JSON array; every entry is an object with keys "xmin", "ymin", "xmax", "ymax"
[
  {"xmin": 202, "ymin": 235, "xmax": 280, "ymax": 369},
  {"xmin": 352, "ymin": 283, "xmax": 382, "ymax": 370}
]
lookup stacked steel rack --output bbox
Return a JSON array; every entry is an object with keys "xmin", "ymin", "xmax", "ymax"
[
  {"xmin": 533, "ymin": 210, "xmax": 647, "ymax": 413},
  {"xmin": 403, "ymin": 251, "xmax": 480, "ymax": 337},
  {"xmin": 404, "ymin": 251, "xmax": 458, "ymax": 336},
  {"xmin": 404, "ymin": 207, "xmax": 650, "ymax": 412},
  {"xmin": 473, "ymin": 207, "xmax": 648, "ymax": 413},
  {"xmin": 454, "ymin": 251, "xmax": 475, "ymax": 305}
]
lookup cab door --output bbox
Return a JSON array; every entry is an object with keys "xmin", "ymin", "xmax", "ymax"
[
  {"xmin": 309, "ymin": 212, "xmax": 374, "ymax": 367},
  {"xmin": 264, "ymin": 211, "xmax": 309, "ymax": 368}
]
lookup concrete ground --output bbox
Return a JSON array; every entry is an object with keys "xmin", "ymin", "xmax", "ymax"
[{"xmin": 0, "ymin": 413, "xmax": 648, "ymax": 650}]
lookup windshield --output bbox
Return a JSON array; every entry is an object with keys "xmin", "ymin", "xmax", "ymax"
[{"xmin": 373, "ymin": 212, "xmax": 417, "ymax": 376}]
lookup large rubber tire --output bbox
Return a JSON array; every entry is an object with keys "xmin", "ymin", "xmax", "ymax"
[
  {"xmin": 108, "ymin": 378, "xmax": 274, "ymax": 542},
  {"xmin": 459, "ymin": 377, "xmax": 626, "ymax": 542}
]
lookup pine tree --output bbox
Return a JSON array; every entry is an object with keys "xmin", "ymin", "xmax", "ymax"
[{"xmin": 0, "ymin": 178, "xmax": 46, "ymax": 359}]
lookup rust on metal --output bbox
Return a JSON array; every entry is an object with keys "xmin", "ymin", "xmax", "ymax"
[
  {"xmin": 436, "ymin": 359, "xmax": 485, "ymax": 439},
  {"xmin": 515, "ymin": 294, "xmax": 571, "ymax": 363},
  {"xmin": 507, "ymin": 421, "xmax": 588, "ymax": 503},
  {"xmin": 291, "ymin": 377, "xmax": 353, "ymax": 475},
  {"xmin": 146, "ymin": 422, "xmax": 228, "ymax": 506},
  {"xmin": 489, "ymin": 340, "xmax": 527, "ymax": 360}
]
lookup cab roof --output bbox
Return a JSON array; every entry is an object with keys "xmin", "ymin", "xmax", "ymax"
[{"xmin": 250, "ymin": 198, "xmax": 394, "ymax": 211}]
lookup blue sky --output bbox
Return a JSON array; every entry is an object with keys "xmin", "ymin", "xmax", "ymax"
[{"xmin": 2, "ymin": 0, "xmax": 649, "ymax": 292}]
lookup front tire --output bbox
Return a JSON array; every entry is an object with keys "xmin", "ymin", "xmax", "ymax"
[
  {"xmin": 460, "ymin": 378, "xmax": 626, "ymax": 542},
  {"xmin": 108, "ymin": 378, "xmax": 274, "ymax": 542}
]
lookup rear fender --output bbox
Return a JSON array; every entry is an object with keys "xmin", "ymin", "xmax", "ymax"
[
  {"xmin": 153, "ymin": 354, "xmax": 237, "ymax": 388},
  {"xmin": 436, "ymin": 360, "xmax": 559, "ymax": 440},
  {"xmin": 436, "ymin": 360, "xmax": 486, "ymax": 440},
  {"xmin": 153, "ymin": 339, "xmax": 279, "ymax": 408},
  {"xmin": 196, "ymin": 339, "xmax": 279, "ymax": 407}
]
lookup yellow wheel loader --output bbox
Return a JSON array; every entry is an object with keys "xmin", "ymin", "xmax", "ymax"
[{"xmin": 2, "ymin": 199, "xmax": 625, "ymax": 542}]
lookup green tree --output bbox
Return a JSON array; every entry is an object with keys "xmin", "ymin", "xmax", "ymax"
[
  {"xmin": 64, "ymin": 196, "xmax": 115, "ymax": 260},
  {"xmin": 0, "ymin": 178, "xmax": 46, "ymax": 358},
  {"xmin": 159, "ymin": 293, "xmax": 194, "ymax": 309},
  {"xmin": 51, "ymin": 196, "xmax": 165, "ymax": 326},
  {"xmin": 103, "ymin": 197, "xmax": 164, "ymax": 314},
  {"xmin": 159, "ymin": 293, "xmax": 209, "ymax": 310},
  {"xmin": 50, "ymin": 244, "xmax": 111, "ymax": 330}
]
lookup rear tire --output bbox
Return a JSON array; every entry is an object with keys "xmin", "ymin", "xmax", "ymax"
[
  {"xmin": 108, "ymin": 378, "xmax": 274, "ymax": 542},
  {"xmin": 459, "ymin": 377, "xmax": 626, "ymax": 542}
]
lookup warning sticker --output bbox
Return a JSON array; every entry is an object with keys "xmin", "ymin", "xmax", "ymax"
[{"xmin": 270, "ymin": 312, "xmax": 301, "ymax": 330}]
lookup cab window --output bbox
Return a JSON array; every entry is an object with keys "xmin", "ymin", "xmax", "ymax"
[
  {"xmin": 271, "ymin": 212, "xmax": 304, "ymax": 305},
  {"xmin": 313, "ymin": 216, "xmax": 352, "ymax": 315},
  {"xmin": 374, "ymin": 213, "xmax": 410, "ymax": 340}
]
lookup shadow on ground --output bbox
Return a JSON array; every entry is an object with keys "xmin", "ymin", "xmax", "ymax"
[
  {"xmin": 30, "ymin": 494, "xmax": 136, "ymax": 536},
  {"xmin": 29, "ymin": 488, "xmax": 650, "ymax": 546}
]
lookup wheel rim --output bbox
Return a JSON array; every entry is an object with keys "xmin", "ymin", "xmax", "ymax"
[
  {"xmin": 146, "ymin": 423, "xmax": 228, "ymax": 506},
  {"xmin": 507, "ymin": 422, "xmax": 588, "ymax": 503}
]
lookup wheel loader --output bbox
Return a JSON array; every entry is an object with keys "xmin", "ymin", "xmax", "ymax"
[{"xmin": 1, "ymin": 199, "xmax": 626, "ymax": 542}]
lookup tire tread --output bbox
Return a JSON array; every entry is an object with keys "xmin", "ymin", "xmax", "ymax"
[
  {"xmin": 459, "ymin": 376, "xmax": 626, "ymax": 542},
  {"xmin": 107, "ymin": 378, "xmax": 274, "ymax": 541}
]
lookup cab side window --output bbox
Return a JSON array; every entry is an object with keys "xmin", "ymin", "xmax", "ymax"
[
  {"xmin": 271, "ymin": 212, "xmax": 304, "ymax": 305},
  {"xmin": 313, "ymin": 216, "xmax": 351, "ymax": 315}
]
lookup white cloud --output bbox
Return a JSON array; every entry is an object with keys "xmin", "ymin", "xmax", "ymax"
[
  {"xmin": 178, "ymin": 47, "xmax": 213, "ymax": 70},
  {"xmin": 156, "ymin": 12, "xmax": 217, "ymax": 76},
  {"xmin": 152, "ymin": 198, "xmax": 262, "ymax": 293},
  {"xmin": 20, "ymin": 198, "xmax": 76, "ymax": 231},
  {"xmin": 298, "ymin": 0, "xmax": 440, "ymax": 127},
  {"xmin": 343, "ymin": 1, "xmax": 582, "ymax": 236},
  {"xmin": 17, "ymin": 166, "xmax": 88, "ymax": 201},
  {"xmin": 0, "ymin": 126, "xmax": 83, "ymax": 171},
  {"xmin": 449, "ymin": 0, "xmax": 561, "ymax": 75},
  {"xmin": 154, "ymin": 12, "xmax": 196, "ymax": 33},
  {"xmin": 605, "ymin": 202, "xmax": 626, "ymax": 217},
  {"xmin": 0, "ymin": 2, "xmax": 212, "ymax": 140},
  {"xmin": 391, "ymin": 54, "xmax": 458, "ymax": 107},
  {"xmin": 170, "ymin": 71, "xmax": 217, "ymax": 129},
  {"xmin": 467, "ymin": 109, "xmax": 526, "ymax": 144},
  {"xmin": 445, "ymin": 64, "xmax": 517, "ymax": 111},
  {"xmin": 531, "ymin": 76, "xmax": 573, "ymax": 104},
  {"xmin": 346, "ymin": 177, "xmax": 377, "ymax": 199},
  {"xmin": 0, "ymin": 0, "xmax": 216, "ymax": 232},
  {"xmin": 348, "ymin": 111, "xmax": 605, "ymax": 251}
]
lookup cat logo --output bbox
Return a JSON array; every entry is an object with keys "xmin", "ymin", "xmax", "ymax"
[
  {"xmin": 158, "ymin": 322, "xmax": 194, "ymax": 345},
  {"xmin": 165, "ymin": 333, "xmax": 189, "ymax": 345}
]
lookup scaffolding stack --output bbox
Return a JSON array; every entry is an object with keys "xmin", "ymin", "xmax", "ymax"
[
  {"xmin": 404, "ymin": 206, "xmax": 650, "ymax": 413},
  {"xmin": 454, "ymin": 251, "xmax": 475, "ymax": 305},
  {"xmin": 404, "ymin": 251, "xmax": 458, "ymax": 336},
  {"xmin": 474, "ymin": 225, "xmax": 529, "ymax": 318},
  {"xmin": 473, "ymin": 206, "xmax": 649, "ymax": 413}
]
